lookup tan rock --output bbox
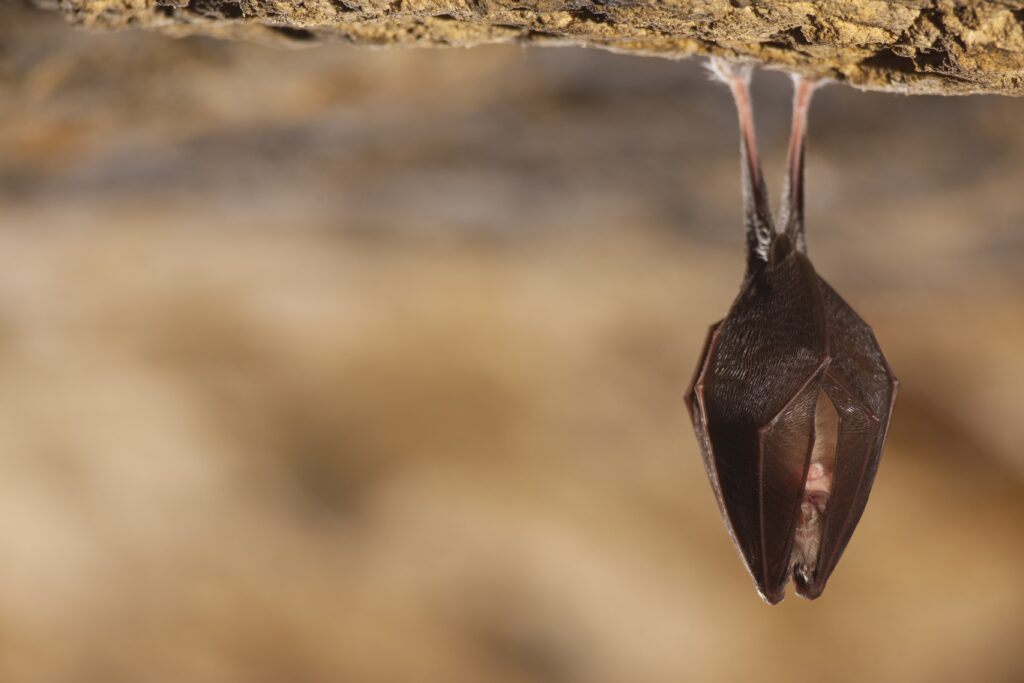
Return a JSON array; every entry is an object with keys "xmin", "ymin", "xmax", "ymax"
[{"xmin": 40, "ymin": 0, "xmax": 1024, "ymax": 95}]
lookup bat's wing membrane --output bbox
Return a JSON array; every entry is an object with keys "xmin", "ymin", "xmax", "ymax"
[
  {"xmin": 687, "ymin": 322, "xmax": 730, "ymax": 525},
  {"xmin": 796, "ymin": 280, "xmax": 898, "ymax": 599},
  {"xmin": 756, "ymin": 360, "xmax": 829, "ymax": 603},
  {"xmin": 689, "ymin": 253, "xmax": 829, "ymax": 604},
  {"xmin": 795, "ymin": 378, "xmax": 880, "ymax": 598}
]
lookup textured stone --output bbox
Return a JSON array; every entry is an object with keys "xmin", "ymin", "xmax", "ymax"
[{"xmin": 40, "ymin": 0, "xmax": 1024, "ymax": 95}]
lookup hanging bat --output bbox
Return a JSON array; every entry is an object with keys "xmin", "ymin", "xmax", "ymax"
[{"xmin": 685, "ymin": 59, "xmax": 898, "ymax": 604}]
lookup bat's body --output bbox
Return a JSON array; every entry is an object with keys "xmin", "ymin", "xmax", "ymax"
[{"xmin": 686, "ymin": 60, "xmax": 897, "ymax": 604}]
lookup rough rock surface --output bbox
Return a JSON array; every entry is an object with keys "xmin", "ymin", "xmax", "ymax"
[{"xmin": 42, "ymin": 0, "xmax": 1024, "ymax": 95}]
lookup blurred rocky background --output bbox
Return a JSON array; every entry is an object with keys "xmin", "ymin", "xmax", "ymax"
[{"xmin": 2, "ymin": 1, "xmax": 1024, "ymax": 681}]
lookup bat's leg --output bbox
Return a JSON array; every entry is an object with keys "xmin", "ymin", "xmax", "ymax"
[
  {"xmin": 707, "ymin": 58, "xmax": 774, "ymax": 265},
  {"xmin": 780, "ymin": 73, "xmax": 825, "ymax": 254}
]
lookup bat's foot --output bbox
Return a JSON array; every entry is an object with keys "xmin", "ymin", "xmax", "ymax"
[
  {"xmin": 790, "ymin": 71, "xmax": 830, "ymax": 94},
  {"xmin": 706, "ymin": 56, "xmax": 754, "ymax": 88}
]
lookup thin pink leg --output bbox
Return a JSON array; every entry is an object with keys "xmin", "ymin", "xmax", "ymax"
[
  {"xmin": 781, "ymin": 74, "xmax": 824, "ymax": 252},
  {"xmin": 708, "ymin": 57, "xmax": 773, "ymax": 263}
]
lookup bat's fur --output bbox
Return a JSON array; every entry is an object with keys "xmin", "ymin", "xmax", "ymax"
[{"xmin": 791, "ymin": 392, "xmax": 839, "ymax": 584}]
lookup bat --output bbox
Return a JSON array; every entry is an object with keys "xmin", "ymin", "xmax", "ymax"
[{"xmin": 685, "ymin": 59, "xmax": 898, "ymax": 604}]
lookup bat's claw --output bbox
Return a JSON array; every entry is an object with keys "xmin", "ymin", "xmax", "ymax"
[
  {"xmin": 706, "ymin": 56, "xmax": 754, "ymax": 87},
  {"xmin": 790, "ymin": 70, "xmax": 830, "ymax": 93}
]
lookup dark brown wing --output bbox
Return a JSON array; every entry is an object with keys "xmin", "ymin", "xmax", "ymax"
[
  {"xmin": 794, "ymin": 279, "xmax": 898, "ymax": 599},
  {"xmin": 754, "ymin": 358, "xmax": 829, "ymax": 603},
  {"xmin": 686, "ymin": 322, "xmax": 730, "ymax": 525},
  {"xmin": 689, "ymin": 249, "xmax": 828, "ymax": 604}
]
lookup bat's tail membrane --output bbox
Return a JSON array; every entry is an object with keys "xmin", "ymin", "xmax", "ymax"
[
  {"xmin": 780, "ymin": 74, "xmax": 825, "ymax": 255},
  {"xmin": 708, "ymin": 57, "xmax": 775, "ymax": 266}
]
